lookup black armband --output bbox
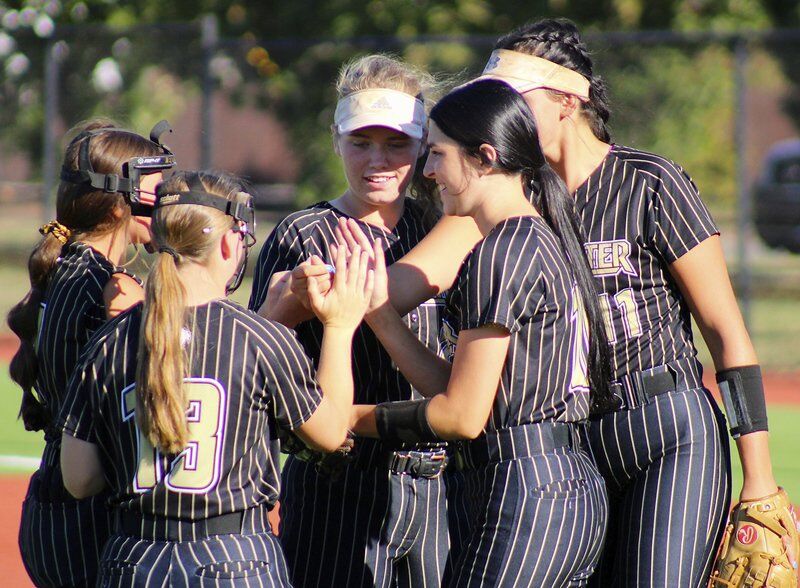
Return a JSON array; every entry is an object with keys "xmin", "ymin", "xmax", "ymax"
[
  {"xmin": 375, "ymin": 399, "xmax": 440, "ymax": 444},
  {"xmin": 716, "ymin": 365, "xmax": 768, "ymax": 438}
]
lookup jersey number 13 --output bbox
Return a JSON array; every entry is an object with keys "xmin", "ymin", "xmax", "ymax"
[{"xmin": 121, "ymin": 378, "xmax": 227, "ymax": 494}]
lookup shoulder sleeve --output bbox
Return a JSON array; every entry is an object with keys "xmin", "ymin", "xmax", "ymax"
[
  {"xmin": 57, "ymin": 349, "xmax": 99, "ymax": 443},
  {"xmin": 644, "ymin": 158, "xmax": 719, "ymax": 263},
  {"xmin": 449, "ymin": 230, "xmax": 541, "ymax": 334},
  {"xmin": 248, "ymin": 217, "xmax": 307, "ymax": 312},
  {"xmin": 258, "ymin": 323, "xmax": 323, "ymax": 430},
  {"xmin": 109, "ymin": 266, "xmax": 143, "ymax": 287}
]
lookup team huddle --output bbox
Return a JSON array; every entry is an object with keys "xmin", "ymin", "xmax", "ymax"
[{"xmin": 7, "ymin": 17, "xmax": 800, "ymax": 588}]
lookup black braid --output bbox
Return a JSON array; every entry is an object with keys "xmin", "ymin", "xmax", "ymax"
[{"xmin": 494, "ymin": 18, "xmax": 612, "ymax": 143}]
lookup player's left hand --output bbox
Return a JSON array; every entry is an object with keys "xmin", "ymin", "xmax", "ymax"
[
  {"xmin": 708, "ymin": 488, "xmax": 799, "ymax": 588},
  {"xmin": 365, "ymin": 237, "xmax": 390, "ymax": 317}
]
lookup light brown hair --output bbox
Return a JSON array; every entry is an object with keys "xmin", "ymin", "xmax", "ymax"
[
  {"xmin": 7, "ymin": 120, "xmax": 162, "ymax": 430},
  {"xmin": 136, "ymin": 171, "xmax": 250, "ymax": 454}
]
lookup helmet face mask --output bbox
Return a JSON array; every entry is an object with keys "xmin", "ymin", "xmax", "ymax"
[
  {"xmin": 125, "ymin": 155, "xmax": 177, "ymax": 202},
  {"xmin": 154, "ymin": 173, "xmax": 257, "ymax": 296},
  {"xmin": 59, "ymin": 120, "xmax": 177, "ymax": 217}
]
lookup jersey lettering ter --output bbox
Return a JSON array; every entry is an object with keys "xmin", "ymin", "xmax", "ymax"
[
  {"xmin": 249, "ymin": 199, "xmax": 443, "ymax": 405},
  {"xmin": 574, "ymin": 145, "xmax": 719, "ymax": 380},
  {"xmin": 446, "ymin": 216, "xmax": 591, "ymax": 431},
  {"xmin": 58, "ymin": 300, "xmax": 323, "ymax": 519}
]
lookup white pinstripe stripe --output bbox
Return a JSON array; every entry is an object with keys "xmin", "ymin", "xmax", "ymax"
[{"xmin": 588, "ymin": 387, "xmax": 729, "ymax": 587}]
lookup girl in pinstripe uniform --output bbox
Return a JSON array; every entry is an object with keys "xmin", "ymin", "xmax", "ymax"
[
  {"xmin": 249, "ymin": 55, "xmax": 452, "ymax": 588},
  {"xmin": 482, "ymin": 19, "xmax": 791, "ymax": 587},
  {"xmin": 346, "ymin": 79, "xmax": 612, "ymax": 587},
  {"xmin": 7, "ymin": 121, "xmax": 172, "ymax": 587},
  {"xmin": 57, "ymin": 171, "xmax": 375, "ymax": 587}
]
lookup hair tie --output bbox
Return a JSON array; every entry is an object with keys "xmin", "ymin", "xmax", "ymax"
[
  {"xmin": 158, "ymin": 246, "xmax": 180, "ymax": 262},
  {"xmin": 39, "ymin": 221, "xmax": 71, "ymax": 244}
]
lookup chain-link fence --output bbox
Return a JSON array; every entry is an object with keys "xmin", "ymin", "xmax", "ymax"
[{"xmin": 1, "ymin": 19, "xmax": 799, "ymax": 368}]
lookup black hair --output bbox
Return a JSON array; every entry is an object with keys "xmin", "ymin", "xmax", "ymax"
[
  {"xmin": 494, "ymin": 18, "xmax": 612, "ymax": 143},
  {"xmin": 430, "ymin": 79, "xmax": 612, "ymax": 408}
]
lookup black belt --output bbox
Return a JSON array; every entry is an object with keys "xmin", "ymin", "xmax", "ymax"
[
  {"xmin": 609, "ymin": 356, "xmax": 704, "ymax": 411},
  {"xmin": 451, "ymin": 421, "xmax": 580, "ymax": 471},
  {"xmin": 351, "ymin": 437, "xmax": 449, "ymax": 479},
  {"xmin": 116, "ymin": 509, "xmax": 246, "ymax": 542},
  {"xmin": 293, "ymin": 437, "xmax": 449, "ymax": 480},
  {"xmin": 364, "ymin": 448, "xmax": 449, "ymax": 479}
]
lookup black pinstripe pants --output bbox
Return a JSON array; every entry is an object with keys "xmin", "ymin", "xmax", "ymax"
[
  {"xmin": 445, "ymin": 447, "xmax": 608, "ymax": 587},
  {"xmin": 279, "ymin": 455, "xmax": 449, "ymax": 588},
  {"xmin": 96, "ymin": 508, "xmax": 289, "ymax": 587},
  {"xmin": 586, "ymin": 387, "xmax": 731, "ymax": 588},
  {"xmin": 19, "ymin": 468, "xmax": 114, "ymax": 587}
]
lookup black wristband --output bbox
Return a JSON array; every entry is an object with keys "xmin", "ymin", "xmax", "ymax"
[
  {"xmin": 716, "ymin": 365, "xmax": 768, "ymax": 438},
  {"xmin": 375, "ymin": 399, "xmax": 439, "ymax": 444}
]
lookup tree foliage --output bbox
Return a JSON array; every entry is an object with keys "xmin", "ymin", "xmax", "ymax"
[{"xmin": 1, "ymin": 0, "xmax": 798, "ymax": 208}]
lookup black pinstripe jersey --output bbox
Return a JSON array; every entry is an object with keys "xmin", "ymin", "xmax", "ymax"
[
  {"xmin": 574, "ymin": 145, "xmax": 718, "ymax": 380},
  {"xmin": 58, "ymin": 300, "xmax": 323, "ymax": 518},
  {"xmin": 249, "ymin": 199, "xmax": 443, "ymax": 405},
  {"xmin": 36, "ymin": 242, "xmax": 139, "ymax": 465},
  {"xmin": 445, "ymin": 216, "xmax": 591, "ymax": 430}
]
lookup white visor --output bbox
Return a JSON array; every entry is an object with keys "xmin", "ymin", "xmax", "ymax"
[
  {"xmin": 334, "ymin": 88, "xmax": 426, "ymax": 139},
  {"xmin": 476, "ymin": 49, "xmax": 590, "ymax": 101}
]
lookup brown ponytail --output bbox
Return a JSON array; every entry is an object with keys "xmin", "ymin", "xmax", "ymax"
[
  {"xmin": 137, "ymin": 250, "xmax": 190, "ymax": 454},
  {"xmin": 7, "ymin": 231, "xmax": 64, "ymax": 429},
  {"xmin": 6, "ymin": 119, "xmax": 162, "ymax": 431},
  {"xmin": 135, "ymin": 171, "xmax": 251, "ymax": 454}
]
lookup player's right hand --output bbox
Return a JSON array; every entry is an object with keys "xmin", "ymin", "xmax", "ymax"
[
  {"xmin": 290, "ymin": 256, "xmax": 333, "ymax": 309},
  {"xmin": 308, "ymin": 242, "xmax": 375, "ymax": 331}
]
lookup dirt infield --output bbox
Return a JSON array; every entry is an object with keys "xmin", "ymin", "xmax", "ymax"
[{"xmin": 0, "ymin": 474, "xmax": 32, "ymax": 585}]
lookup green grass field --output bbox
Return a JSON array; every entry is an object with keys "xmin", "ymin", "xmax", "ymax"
[{"xmin": 0, "ymin": 364, "xmax": 798, "ymax": 502}]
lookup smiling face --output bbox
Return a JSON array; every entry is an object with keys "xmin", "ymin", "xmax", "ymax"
[
  {"xmin": 423, "ymin": 122, "xmax": 480, "ymax": 217},
  {"xmin": 336, "ymin": 126, "xmax": 422, "ymax": 211}
]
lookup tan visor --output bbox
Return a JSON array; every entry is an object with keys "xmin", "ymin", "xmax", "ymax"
[
  {"xmin": 476, "ymin": 49, "xmax": 590, "ymax": 101},
  {"xmin": 334, "ymin": 88, "xmax": 426, "ymax": 139}
]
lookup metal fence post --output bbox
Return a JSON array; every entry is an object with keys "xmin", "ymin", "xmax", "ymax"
[
  {"xmin": 41, "ymin": 39, "xmax": 61, "ymax": 221},
  {"xmin": 200, "ymin": 14, "xmax": 218, "ymax": 169},
  {"xmin": 734, "ymin": 37, "xmax": 751, "ymax": 327}
]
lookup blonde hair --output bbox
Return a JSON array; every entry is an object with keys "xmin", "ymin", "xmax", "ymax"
[
  {"xmin": 336, "ymin": 54, "xmax": 436, "ymax": 104},
  {"xmin": 136, "ymin": 170, "xmax": 251, "ymax": 454},
  {"xmin": 335, "ymin": 54, "xmax": 441, "ymax": 229}
]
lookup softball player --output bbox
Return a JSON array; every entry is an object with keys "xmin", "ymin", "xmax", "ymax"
[
  {"xmin": 7, "ymin": 120, "xmax": 174, "ymax": 587},
  {"xmin": 248, "ymin": 55, "xmax": 450, "ymax": 588},
  {"xmin": 346, "ymin": 79, "xmax": 610, "ymax": 587},
  {"xmin": 57, "ymin": 170, "xmax": 374, "ymax": 587},
  {"xmin": 484, "ymin": 19, "xmax": 791, "ymax": 587}
]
